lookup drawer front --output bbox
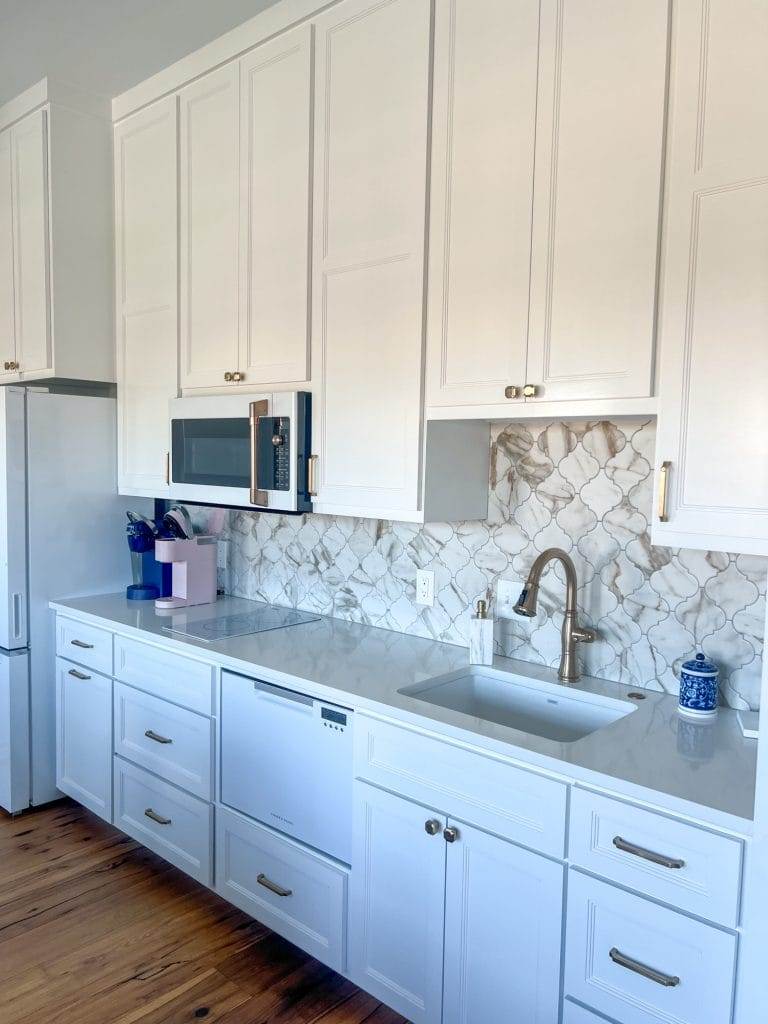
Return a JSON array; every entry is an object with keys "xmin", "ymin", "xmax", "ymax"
[
  {"xmin": 113, "ymin": 756, "xmax": 212, "ymax": 885},
  {"xmin": 563, "ymin": 1002, "xmax": 613, "ymax": 1024},
  {"xmin": 216, "ymin": 806, "xmax": 347, "ymax": 972},
  {"xmin": 56, "ymin": 617, "xmax": 113, "ymax": 676},
  {"xmin": 114, "ymin": 635, "xmax": 214, "ymax": 716},
  {"xmin": 114, "ymin": 682, "xmax": 213, "ymax": 800},
  {"xmin": 355, "ymin": 716, "xmax": 566, "ymax": 857},
  {"xmin": 569, "ymin": 788, "xmax": 742, "ymax": 927},
  {"xmin": 565, "ymin": 872, "xmax": 736, "ymax": 1024}
]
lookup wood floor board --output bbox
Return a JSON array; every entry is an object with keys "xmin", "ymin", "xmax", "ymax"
[{"xmin": 0, "ymin": 801, "xmax": 408, "ymax": 1024}]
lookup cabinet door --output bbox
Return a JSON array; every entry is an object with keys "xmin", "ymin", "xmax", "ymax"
[
  {"xmin": 426, "ymin": 0, "xmax": 539, "ymax": 410},
  {"xmin": 11, "ymin": 109, "xmax": 51, "ymax": 376},
  {"xmin": 311, "ymin": 0, "xmax": 431, "ymax": 517},
  {"xmin": 179, "ymin": 64, "xmax": 240, "ymax": 389},
  {"xmin": 525, "ymin": 0, "xmax": 668, "ymax": 402},
  {"xmin": 114, "ymin": 96, "xmax": 178, "ymax": 497},
  {"xmin": 239, "ymin": 25, "xmax": 312, "ymax": 386},
  {"xmin": 652, "ymin": 0, "xmax": 768, "ymax": 555},
  {"xmin": 55, "ymin": 657, "xmax": 112, "ymax": 822},
  {"xmin": 443, "ymin": 820, "xmax": 563, "ymax": 1024},
  {"xmin": 348, "ymin": 782, "xmax": 446, "ymax": 1024},
  {"xmin": 0, "ymin": 130, "xmax": 15, "ymax": 375}
]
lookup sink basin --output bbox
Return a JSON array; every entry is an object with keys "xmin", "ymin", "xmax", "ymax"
[{"xmin": 399, "ymin": 668, "xmax": 636, "ymax": 742}]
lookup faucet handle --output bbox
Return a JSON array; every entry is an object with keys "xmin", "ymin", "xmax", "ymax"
[{"xmin": 572, "ymin": 626, "xmax": 597, "ymax": 644}]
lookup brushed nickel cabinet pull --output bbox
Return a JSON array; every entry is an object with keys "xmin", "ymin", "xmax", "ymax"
[
  {"xmin": 612, "ymin": 835, "xmax": 685, "ymax": 869},
  {"xmin": 144, "ymin": 808, "xmax": 172, "ymax": 826},
  {"xmin": 68, "ymin": 668, "xmax": 91, "ymax": 680},
  {"xmin": 257, "ymin": 873, "xmax": 293, "ymax": 897},
  {"xmin": 658, "ymin": 460, "xmax": 671, "ymax": 522},
  {"xmin": 70, "ymin": 639, "xmax": 94, "ymax": 649},
  {"xmin": 145, "ymin": 729, "xmax": 173, "ymax": 745},
  {"xmin": 307, "ymin": 454, "xmax": 318, "ymax": 497},
  {"xmin": 609, "ymin": 947, "xmax": 680, "ymax": 988}
]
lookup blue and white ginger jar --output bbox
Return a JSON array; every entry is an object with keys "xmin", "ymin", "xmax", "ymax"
[{"xmin": 678, "ymin": 653, "xmax": 719, "ymax": 718}]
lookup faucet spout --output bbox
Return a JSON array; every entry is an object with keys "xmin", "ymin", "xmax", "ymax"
[{"xmin": 513, "ymin": 548, "xmax": 596, "ymax": 682}]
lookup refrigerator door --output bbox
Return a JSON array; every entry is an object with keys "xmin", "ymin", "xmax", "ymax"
[
  {"xmin": 0, "ymin": 387, "xmax": 28, "ymax": 650},
  {"xmin": 0, "ymin": 647, "xmax": 30, "ymax": 813}
]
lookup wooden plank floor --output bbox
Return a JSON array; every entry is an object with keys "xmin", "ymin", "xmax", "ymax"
[{"xmin": 0, "ymin": 800, "xmax": 408, "ymax": 1024}]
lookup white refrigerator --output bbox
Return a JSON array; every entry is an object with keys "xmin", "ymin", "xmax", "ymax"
[{"xmin": 0, "ymin": 387, "xmax": 137, "ymax": 814}]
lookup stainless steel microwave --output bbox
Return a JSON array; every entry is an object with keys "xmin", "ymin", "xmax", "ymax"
[{"xmin": 168, "ymin": 392, "xmax": 312, "ymax": 512}]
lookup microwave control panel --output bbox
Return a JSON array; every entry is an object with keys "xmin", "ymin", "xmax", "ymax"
[{"xmin": 258, "ymin": 416, "xmax": 291, "ymax": 491}]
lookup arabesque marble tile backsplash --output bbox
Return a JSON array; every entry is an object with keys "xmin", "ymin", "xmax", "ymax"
[{"xmin": 205, "ymin": 419, "xmax": 766, "ymax": 710}]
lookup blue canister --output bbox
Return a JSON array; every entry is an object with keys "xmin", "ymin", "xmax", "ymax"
[{"xmin": 678, "ymin": 653, "xmax": 719, "ymax": 718}]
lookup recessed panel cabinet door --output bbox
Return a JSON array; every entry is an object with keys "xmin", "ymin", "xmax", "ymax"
[
  {"xmin": 11, "ymin": 109, "xmax": 51, "ymax": 376},
  {"xmin": 525, "ymin": 0, "xmax": 668, "ymax": 402},
  {"xmin": 114, "ymin": 96, "xmax": 178, "ymax": 496},
  {"xmin": 179, "ymin": 64, "xmax": 240, "ymax": 390},
  {"xmin": 55, "ymin": 657, "xmax": 112, "ymax": 822},
  {"xmin": 311, "ymin": 0, "xmax": 431, "ymax": 517},
  {"xmin": 426, "ymin": 0, "xmax": 539, "ymax": 409},
  {"xmin": 0, "ymin": 131, "xmax": 15, "ymax": 375},
  {"xmin": 348, "ymin": 783, "xmax": 446, "ymax": 1024},
  {"xmin": 652, "ymin": 0, "xmax": 768, "ymax": 555},
  {"xmin": 239, "ymin": 25, "xmax": 312, "ymax": 386},
  {"xmin": 442, "ymin": 820, "xmax": 564, "ymax": 1024}
]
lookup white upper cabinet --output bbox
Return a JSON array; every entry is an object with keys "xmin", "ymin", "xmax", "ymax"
[
  {"xmin": 310, "ymin": 0, "xmax": 432, "ymax": 517},
  {"xmin": 239, "ymin": 25, "xmax": 312, "ymax": 386},
  {"xmin": 427, "ymin": 0, "xmax": 669, "ymax": 412},
  {"xmin": 114, "ymin": 97, "xmax": 178, "ymax": 497},
  {"xmin": 652, "ymin": 0, "xmax": 768, "ymax": 555},
  {"xmin": 179, "ymin": 65, "xmax": 241, "ymax": 390},
  {"xmin": 427, "ymin": 0, "xmax": 539, "ymax": 409},
  {"xmin": 0, "ymin": 81, "xmax": 113, "ymax": 385}
]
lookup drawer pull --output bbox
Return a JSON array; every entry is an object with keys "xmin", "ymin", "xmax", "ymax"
[
  {"xmin": 609, "ymin": 947, "xmax": 680, "ymax": 988},
  {"xmin": 70, "ymin": 639, "xmax": 95, "ymax": 649},
  {"xmin": 257, "ymin": 873, "xmax": 293, "ymax": 898},
  {"xmin": 68, "ymin": 668, "xmax": 91, "ymax": 681},
  {"xmin": 145, "ymin": 729, "xmax": 173, "ymax": 745},
  {"xmin": 613, "ymin": 835, "xmax": 685, "ymax": 870},
  {"xmin": 144, "ymin": 808, "xmax": 172, "ymax": 826}
]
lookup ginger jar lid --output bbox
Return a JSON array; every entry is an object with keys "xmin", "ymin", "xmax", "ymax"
[{"xmin": 681, "ymin": 652, "xmax": 718, "ymax": 677}]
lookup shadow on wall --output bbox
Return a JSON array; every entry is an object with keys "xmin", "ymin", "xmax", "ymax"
[{"xmin": 186, "ymin": 419, "xmax": 767, "ymax": 711}]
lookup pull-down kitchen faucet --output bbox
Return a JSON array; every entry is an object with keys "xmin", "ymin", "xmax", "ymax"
[{"xmin": 514, "ymin": 548, "xmax": 596, "ymax": 682}]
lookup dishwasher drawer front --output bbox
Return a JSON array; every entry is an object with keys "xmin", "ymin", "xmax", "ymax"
[
  {"xmin": 220, "ymin": 672, "xmax": 353, "ymax": 863},
  {"xmin": 216, "ymin": 806, "xmax": 348, "ymax": 972}
]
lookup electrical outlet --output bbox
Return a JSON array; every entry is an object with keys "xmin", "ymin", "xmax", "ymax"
[
  {"xmin": 416, "ymin": 569, "xmax": 435, "ymax": 607},
  {"xmin": 217, "ymin": 539, "xmax": 230, "ymax": 571},
  {"xmin": 496, "ymin": 578, "xmax": 520, "ymax": 619}
]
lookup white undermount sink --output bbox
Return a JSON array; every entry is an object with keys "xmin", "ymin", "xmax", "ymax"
[{"xmin": 399, "ymin": 667, "xmax": 636, "ymax": 743}]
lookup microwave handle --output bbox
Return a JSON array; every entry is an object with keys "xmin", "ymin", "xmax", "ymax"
[{"xmin": 249, "ymin": 400, "xmax": 269, "ymax": 505}]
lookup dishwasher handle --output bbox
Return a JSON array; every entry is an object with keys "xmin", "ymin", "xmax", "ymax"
[{"xmin": 252, "ymin": 678, "xmax": 314, "ymax": 707}]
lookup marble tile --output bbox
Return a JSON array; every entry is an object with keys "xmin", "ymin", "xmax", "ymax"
[{"xmin": 207, "ymin": 418, "xmax": 767, "ymax": 710}]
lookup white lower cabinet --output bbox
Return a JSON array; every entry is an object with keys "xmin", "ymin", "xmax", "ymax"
[
  {"xmin": 55, "ymin": 657, "xmax": 112, "ymax": 821},
  {"xmin": 216, "ymin": 806, "xmax": 348, "ymax": 972},
  {"xmin": 565, "ymin": 872, "xmax": 737, "ymax": 1024},
  {"xmin": 348, "ymin": 781, "xmax": 564, "ymax": 1024},
  {"xmin": 113, "ymin": 756, "xmax": 213, "ymax": 885},
  {"xmin": 562, "ymin": 1001, "xmax": 610, "ymax": 1024}
]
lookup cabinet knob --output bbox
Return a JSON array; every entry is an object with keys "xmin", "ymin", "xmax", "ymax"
[
  {"xmin": 504, "ymin": 385, "xmax": 520, "ymax": 399},
  {"xmin": 3, "ymin": 362, "xmax": 9, "ymax": 371},
  {"xmin": 232, "ymin": 371, "xmax": 244, "ymax": 383},
  {"xmin": 224, "ymin": 371, "xmax": 234, "ymax": 382},
  {"xmin": 443, "ymin": 826, "xmax": 459, "ymax": 843},
  {"xmin": 522, "ymin": 384, "xmax": 538, "ymax": 398},
  {"xmin": 424, "ymin": 819, "xmax": 441, "ymax": 836},
  {"xmin": 4, "ymin": 361, "xmax": 19, "ymax": 371}
]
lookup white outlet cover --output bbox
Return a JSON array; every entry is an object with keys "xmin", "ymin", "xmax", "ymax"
[
  {"xmin": 416, "ymin": 569, "xmax": 435, "ymax": 607},
  {"xmin": 496, "ymin": 578, "xmax": 520, "ymax": 619},
  {"xmin": 217, "ymin": 539, "xmax": 230, "ymax": 571}
]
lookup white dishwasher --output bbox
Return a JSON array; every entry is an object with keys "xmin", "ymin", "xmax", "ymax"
[{"xmin": 220, "ymin": 671, "xmax": 353, "ymax": 864}]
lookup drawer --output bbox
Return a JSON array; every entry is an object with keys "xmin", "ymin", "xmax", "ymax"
[
  {"xmin": 565, "ymin": 872, "xmax": 736, "ymax": 1024},
  {"xmin": 114, "ymin": 635, "xmax": 214, "ymax": 716},
  {"xmin": 56, "ymin": 617, "xmax": 113, "ymax": 676},
  {"xmin": 113, "ymin": 757, "xmax": 212, "ymax": 885},
  {"xmin": 355, "ymin": 716, "xmax": 567, "ymax": 857},
  {"xmin": 114, "ymin": 682, "xmax": 213, "ymax": 800},
  {"xmin": 563, "ymin": 1001, "xmax": 613, "ymax": 1024},
  {"xmin": 216, "ymin": 805, "xmax": 347, "ymax": 972},
  {"xmin": 569, "ymin": 788, "xmax": 743, "ymax": 927}
]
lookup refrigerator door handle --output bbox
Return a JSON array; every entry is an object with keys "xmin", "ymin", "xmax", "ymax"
[{"xmin": 11, "ymin": 593, "xmax": 23, "ymax": 642}]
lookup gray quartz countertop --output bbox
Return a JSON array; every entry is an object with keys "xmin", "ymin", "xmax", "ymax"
[{"xmin": 51, "ymin": 593, "xmax": 757, "ymax": 833}]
